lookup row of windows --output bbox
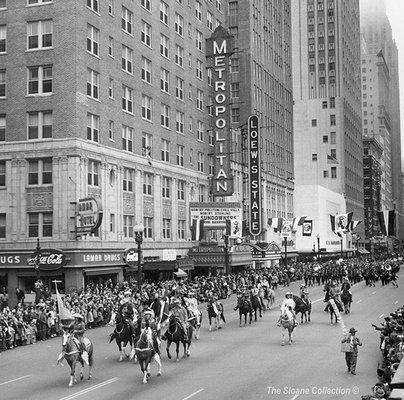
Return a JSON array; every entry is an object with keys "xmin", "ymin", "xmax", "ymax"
[
  {"xmin": 0, "ymin": 0, "xmax": 52, "ymax": 8},
  {"xmin": 311, "ymin": 114, "xmax": 336, "ymax": 127}
]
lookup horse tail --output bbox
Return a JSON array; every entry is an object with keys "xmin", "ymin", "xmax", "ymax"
[{"xmin": 88, "ymin": 343, "xmax": 94, "ymax": 367}]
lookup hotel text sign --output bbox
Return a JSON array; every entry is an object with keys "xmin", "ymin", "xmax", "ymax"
[
  {"xmin": 248, "ymin": 115, "xmax": 262, "ymax": 236},
  {"xmin": 206, "ymin": 26, "xmax": 234, "ymax": 196}
]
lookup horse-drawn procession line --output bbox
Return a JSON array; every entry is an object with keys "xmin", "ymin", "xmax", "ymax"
[
  {"xmin": 0, "ymin": 374, "xmax": 31, "ymax": 386},
  {"xmin": 57, "ymin": 377, "xmax": 119, "ymax": 400},
  {"xmin": 181, "ymin": 388, "xmax": 204, "ymax": 400}
]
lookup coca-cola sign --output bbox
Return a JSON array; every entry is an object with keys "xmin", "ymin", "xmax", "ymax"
[
  {"xmin": 28, "ymin": 249, "xmax": 67, "ymax": 271},
  {"xmin": 123, "ymin": 248, "xmax": 139, "ymax": 267}
]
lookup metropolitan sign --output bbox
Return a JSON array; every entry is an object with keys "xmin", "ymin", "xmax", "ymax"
[{"xmin": 248, "ymin": 115, "xmax": 262, "ymax": 236}]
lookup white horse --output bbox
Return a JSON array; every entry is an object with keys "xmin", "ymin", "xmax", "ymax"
[{"xmin": 279, "ymin": 306, "xmax": 296, "ymax": 346}]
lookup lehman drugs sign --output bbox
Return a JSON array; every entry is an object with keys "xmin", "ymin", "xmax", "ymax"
[
  {"xmin": 206, "ymin": 26, "xmax": 234, "ymax": 197},
  {"xmin": 190, "ymin": 202, "xmax": 242, "ymax": 229}
]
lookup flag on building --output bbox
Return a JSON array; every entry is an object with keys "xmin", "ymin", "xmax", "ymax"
[
  {"xmin": 225, "ymin": 219, "xmax": 242, "ymax": 239},
  {"xmin": 348, "ymin": 220, "xmax": 362, "ymax": 232},
  {"xmin": 330, "ymin": 212, "xmax": 353, "ymax": 233},
  {"xmin": 191, "ymin": 219, "xmax": 205, "ymax": 241},
  {"xmin": 377, "ymin": 210, "xmax": 396, "ymax": 236},
  {"xmin": 56, "ymin": 284, "xmax": 72, "ymax": 321},
  {"xmin": 267, "ymin": 217, "xmax": 283, "ymax": 232},
  {"xmin": 281, "ymin": 219, "xmax": 293, "ymax": 237},
  {"xmin": 327, "ymin": 154, "xmax": 339, "ymax": 164},
  {"xmin": 292, "ymin": 216, "xmax": 306, "ymax": 231},
  {"xmin": 302, "ymin": 220, "xmax": 313, "ymax": 236}
]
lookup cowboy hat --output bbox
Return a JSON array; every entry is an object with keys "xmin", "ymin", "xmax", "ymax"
[
  {"xmin": 72, "ymin": 313, "xmax": 84, "ymax": 320},
  {"xmin": 349, "ymin": 327, "xmax": 357, "ymax": 334}
]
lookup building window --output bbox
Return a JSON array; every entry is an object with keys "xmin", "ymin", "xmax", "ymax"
[
  {"xmin": 0, "ymin": 69, "xmax": 5, "ymax": 97},
  {"xmin": 0, "ymin": 214, "xmax": 5, "ymax": 239},
  {"xmin": 87, "ymin": 0, "xmax": 99, "ymax": 12},
  {"xmin": 143, "ymin": 217, "xmax": 153, "ymax": 239},
  {"xmin": 230, "ymin": 57, "xmax": 239, "ymax": 73},
  {"xmin": 86, "ymin": 113, "xmax": 99, "ymax": 142},
  {"xmin": 123, "ymin": 215, "xmax": 134, "ymax": 238},
  {"xmin": 27, "ymin": 65, "xmax": 52, "ymax": 95},
  {"xmin": 195, "ymin": 1, "xmax": 202, "ymax": 20},
  {"xmin": 160, "ymin": 1, "xmax": 169, "ymax": 25},
  {"xmin": 311, "ymin": 119, "xmax": 317, "ymax": 127},
  {"xmin": 142, "ymin": 132, "xmax": 152, "ymax": 157},
  {"xmin": 231, "ymin": 82, "xmax": 239, "ymax": 98},
  {"xmin": 178, "ymin": 219, "xmax": 186, "ymax": 239},
  {"xmin": 209, "ymin": 155, "xmax": 214, "ymax": 175},
  {"xmin": 322, "ymin": 135, "xmax": 328, "ymax": 143},
  {"xmin": 123, "ymin": 168, "xmax": 134, "ymax": 192},
  {"xmin": 141, "ymin": 0, "xmax": 151, "ymax": 11},
  {"xmin": 160, "ymin": 104, "xmax": 170, "ymax": 128},
  {"xmin": 28, "ymin": 111, "xmax": 52, "ymax": 139},
  {"xmin": 110, "ymin": 213, "xmax": 115, "ymax": 233},
  {"xmin": 108, "ymin": 120, "xmax": 114, "ymax": 141},
  {"xmin": 87, "ymin": 68, "xmax": 99, "ymax": 100},
  {"xmin": 231, "ymin": 108, "xmax": 240, "ymax": 123},
  {"xmin": 162, "ymin": 218, "xmax": 171, "ymax": 239},
  {"xmin": 0, "ymin": 115, "xmax": 5, "ymax": 141},
  {"xmin": 178, "ymin": 179, "xmax": 185, "ymax": 200},
  {"xmin": 330, "ymin": 148, "xmax": 337, "ymax": 159},
  {"xmin": 28, "ymin": 158, "xmax": 52, "ymax": 185},
  {"xmin": 323, "ymin": 170, "xmax": 329, "ymax": 178},
  {"xmin": 141, "ymin": 20, "xmax": 152, "ymax": 47},
  {"xmin": 207, "ymin": 11, "xmax": 213, "ymax": 30},
  {"xmin": 108, "ymin": 36, "xmax": 114, "ymax": 57},
  {"xmin": 28, "ymin": 212, "xmax": 52, "ymax": 238},
  {"xmin": 196, "ymin": 59, "xmax": 203, "ymax": 80},
  {"xmin": 121, "ymin": 7, "xmax": 133, "ymax": 35},
  {"xmin": 322, "ymin": 101, "xmax": 327, "ymax": 109},
  {"xmin": 197, "ymin": 152, "xmax": 204, "ymax": 172},
  {"xmin": 330, "ymin": 132, "xmax": 336, "ymax": 144},
  {"xmin": 176, "ymin": 145, "xmax": 184, "ymax": 166},
  {"xmin": 121, "ymin": 45, "xmax": 133, "ymax": 74},
  {"xmin": 122, "ymin": 85, "xmax": 133, "ymax": 113},
  {"xmin": 330, "ymin": 114, "xmax": 336, "ymax": 126},
  {"xmin": 27, "ymin": 20, "xmax": 53, "ymax": 50},
  {"xmin": 142, "ymin": 94, "xmax": 152, "ymax": 121},
  {"xmin": 108, "ymin": 77, "xmax": 114, "ymax": 98},
  {"xmin": 195, "ymin": 30, "xmax": 203, "ymax": 51},
  {"xmin": 87, "ymin": 24, "xmax": 99, "ymax": 56},
  {"xmin": 162, "ymin": 176, "xmax": 171, "ymax": 198},
  {"xmin": 175, "ymin": 77, "xmax": 184, "ymax": 100},
  {"xmin": 0, "ymin": 25, "xmax": 6, "ymax": 53},
  {"xmin": 0, "ymin": 1, "xmax": 6, "ymax": 9},
  {"xmin": 122, "ymin": 125, "xmax": 133, "ymax": 152},
  {"xmin": 161, "ymin": 69, "xmax": 170, "ymax": 93},
  {"xmin": 141, "ymin": 57, "xmax": 152, "ymax": 83},
  {"xmin": 143, "ymin": 173, "xmax": 153, "ymax": 195},
  {"xmin": 88, "ymin": 160, "xmax": 100, "ymax": 186},
  {"xmin": 331, "ymin": 166, "xmax": 337, "ymax": 178},
  {"xmin": 176, "ymin": 110, "xmax": 184, "ymax": 134},
  {"xmin": 312, "ymin": 154, "xmax": 317, "ymax": 161},
  {"xmin": 175, "ymin": 13, "xmax": 183, "ymax": 36},
  {"xmin": 196, "ymin": 89, "xmax": 203, "ymax": 111},
  {"xmin": 197, "ymin": 120, "xmax": 203, "ymax": 142},
  {"xmin": 198, "ymin": 185, "xmax": 205, "ymax": 202},
  {"xmin": 108, "ymin": 0, "xmax": 114, "ymax": 15},
  {"xmin": 0, "ymin": 161, "xmax": 5, "ymax": 187},
  {"xmin": 161, "ymin": 139, "xmax": 170, "ymax": 162},
  {"xmin": 160, "ymin": 34, "xmax": 169, "ymax": 58},
  {"xmin": 175, "ymin": 45, "xmax": 184, "ymax": 67},
  {"xmin": 207, "ymin": 68, "xmax": 213, "ymax": 86}
]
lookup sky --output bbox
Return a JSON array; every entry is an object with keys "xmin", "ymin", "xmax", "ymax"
[{"xmin": 386, "ymin": 0, "xmax": 404, "ymax": 155}]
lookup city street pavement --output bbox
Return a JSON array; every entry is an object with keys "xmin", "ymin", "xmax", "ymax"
[{"xmin": 1, "ymin": 274, "xmax": 403, "ymax": 400}]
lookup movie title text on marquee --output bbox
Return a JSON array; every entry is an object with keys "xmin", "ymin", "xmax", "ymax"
[{"xmin": 190, "ymin": 202, "xmax": 242, "ymax": 229}]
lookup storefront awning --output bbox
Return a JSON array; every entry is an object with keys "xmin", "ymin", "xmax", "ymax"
[
  {"xmin": 83, "ymin": 267, "xmax": 122, "ymax": 276},
  {"xmin": 358, "ymin": 248, "xmax": 370, "ymax": 254},
  {"xmin": 174, "ymin": 268, "xmax": 187, "ymax": 278}
]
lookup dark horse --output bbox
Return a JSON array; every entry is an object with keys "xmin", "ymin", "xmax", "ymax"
[
  {"xmin": 234, "ymin": 296, "xmax": 252, "ymax": 326},
  {"xmin": 293, "ymin": 295, "xmax": 311, "ymax": 323},
  {"xmin": 341, "ymin": 289, "xmax": 352, "ymax": 314},
  {"xmin": 109, "ymin": 312, "xmax": 137, "ymax": 361},
  {"xmin": 250, "ymin": 293, "xmax": 263, "ymax": 321},
  {"xmin": 134, "ymin": 328, "xmax": 162, "ymax": 384},
  {"xmin": 207, "ymin": 299, "xmax": 225, "ymax": 331},
  {"xmin": 163, "ymin": 315, "xmax": 192, "ymax": 361},
  {"xmin": 61, "ymin": 330, "xmax": 93, "ymax": 387}
]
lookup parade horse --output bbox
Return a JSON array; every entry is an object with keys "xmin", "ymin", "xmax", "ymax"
[
  {"xmin": 163, "ymin": 314, "xmax": 193, "ymax": 361},
  {"xmin": 61, "ymin": 330, "xmax": 93, "ymax": 387},
  {"xmin": 134, "ymin": 328, "xmax": 162, "ymax": 384},
  {"xmin": 207, "ymin": 299, "xmax": 225, "ymax": 331},
  {"xmin": 341, "ymin": 288, "xmax": 352, "ymax": 314},
  {"xmin": 293, "ymin": 295, "xmax": 311, "ymax": 323},
  {"xmin": 109, "ymin": 312, "xmax": 137, "ymax": 361},
  {"xmin": 234, "ymin": 295, "xmax": 252, "ymax": 326},
  {"xmin": 263, "ymin": 286, "xmax": 275, "ymax": 309},
  {"xmin": 327, "ymin": 296, "xmax": 342, "ymax": 324},
  {"xmin": 279, "ymin": 306, "xmax": 295, "ymax": 346},
  {"xmin": 250, "ymin": 293, "xmax": 263, "ymax": 321}
]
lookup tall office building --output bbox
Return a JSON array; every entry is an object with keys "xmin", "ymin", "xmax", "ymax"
[
  {"xmin": 292, "ymin": 0, "xmax": 364, "ymax": 253},
  {"xmin": 360, "ymin": 0, "xmax": 403, "ymax": 240},
  {"xmin": 0, "ymin": 0, "xmax": 227, "ymax": 304}
]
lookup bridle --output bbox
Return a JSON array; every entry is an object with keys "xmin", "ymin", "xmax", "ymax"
[{"xmin": 167, "ymin": 316, "xmax": 179, "ymax": 336}]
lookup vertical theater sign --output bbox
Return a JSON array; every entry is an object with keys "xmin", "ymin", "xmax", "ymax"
[{"xmin": 206, "ymin": 26, "xmax": 234, "ymax": 196}]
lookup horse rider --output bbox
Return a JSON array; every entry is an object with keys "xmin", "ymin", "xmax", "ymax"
[
  {"xmin": 341, "ymin": 276, "xmax": 351, "ymax": 293},
  {"xmin": 329, "ymin": 281, "xmax": 343, "ymax": 312},
  {"xmin": 185, "ymin": 290, "xmax": 201, "ymax": 325},
  {"xmin": 118, "ymin": 296, "xmax": 136, "ymax": 337},
  {"xmin": 299, "ymin": 284, "xmax": 310, "ymax": 305},
  {"xmin": 169, "ymin": 298, "xmax": 188, "ymax": 341},
  {"xmin": 141, "ymin": 308, "xmax": 160, "ymax": 353},
  {"xmin": 277, "ymin": 292, "xmax": 297, "ymax": 327}
]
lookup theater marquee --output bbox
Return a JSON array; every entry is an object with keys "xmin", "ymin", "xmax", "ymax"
[{"xmin": 206, "ymin": 26, "xmax": 234, "ymax": 196}]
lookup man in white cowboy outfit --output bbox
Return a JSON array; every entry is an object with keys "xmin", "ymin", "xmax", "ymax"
[
  {"xmin": 277, "ymin": 292, "xmax": 297, "ymax": 327},
  {"xmin": 341, "ymin": 327, "xmax": 362, "ymax": 374}
]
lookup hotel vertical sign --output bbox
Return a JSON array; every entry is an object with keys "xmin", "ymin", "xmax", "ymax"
[
  {"xmin": 248, "ymin": 115, "xmax": 262, "ymax": 236},
  {"xmin": 206, "ymin": 26, "xmax": 234, "ymax": 196}
]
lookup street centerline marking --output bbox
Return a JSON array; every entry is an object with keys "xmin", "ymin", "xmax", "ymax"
[
  {"xmin": 0, "ymin": 375, "xmax": 32, "ymax": 386},
  {"xmin": 58, "ymin": 377, "xmax": 119, "ymax": 400},
  {"xmin": 357, "ymin": 299, "xmax": 362, "ymax": 303},
  {"xmin": 372, "ymin": 291, "xmax": 376, "ymax": 294},
  {"xmin": 181, "ymin": 388, "xmax": 204, "ymax": 400},
  {"xmin": 379, "ymin": 313, "xmax": 384, "ymax": 318}
]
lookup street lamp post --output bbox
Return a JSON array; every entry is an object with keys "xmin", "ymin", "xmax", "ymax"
[
  {"xmin": 224, "ymin": 234, "xmax": 230, "ymax": 275},
  {"xmin": 134, "ymin": 223, "xmax": 145, "ymax": 289},
  {"xmin": 316, "ymin": 234, "xmax": 320, "ymax": 259},
  {"xmin": 340, "ymin": 237, "xmax": 343, "ymax": 258},
  {"xmin": 283, "ymin": 236, "xmax": 288, "ymax": 268}
]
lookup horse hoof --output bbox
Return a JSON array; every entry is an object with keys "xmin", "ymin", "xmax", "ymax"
[
  {"xmin": 69, "ymin": 383, "xmax": 73, "ymax": 388},
  {"xmin": 281, "ymin": 342, "xmax": 285, "ymax": 346},
  {"xmin": 157, "ymin": 372, "xmax": 162, "ymax": 376},
  {"xmin": 80, "ymin": 374, "xmax": 84, "ymax": 381}
]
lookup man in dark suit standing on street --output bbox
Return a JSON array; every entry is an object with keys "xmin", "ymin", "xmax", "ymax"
[{"xmin": 342, "ymin": 327, "xmax": 362, "ymax": 374}]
